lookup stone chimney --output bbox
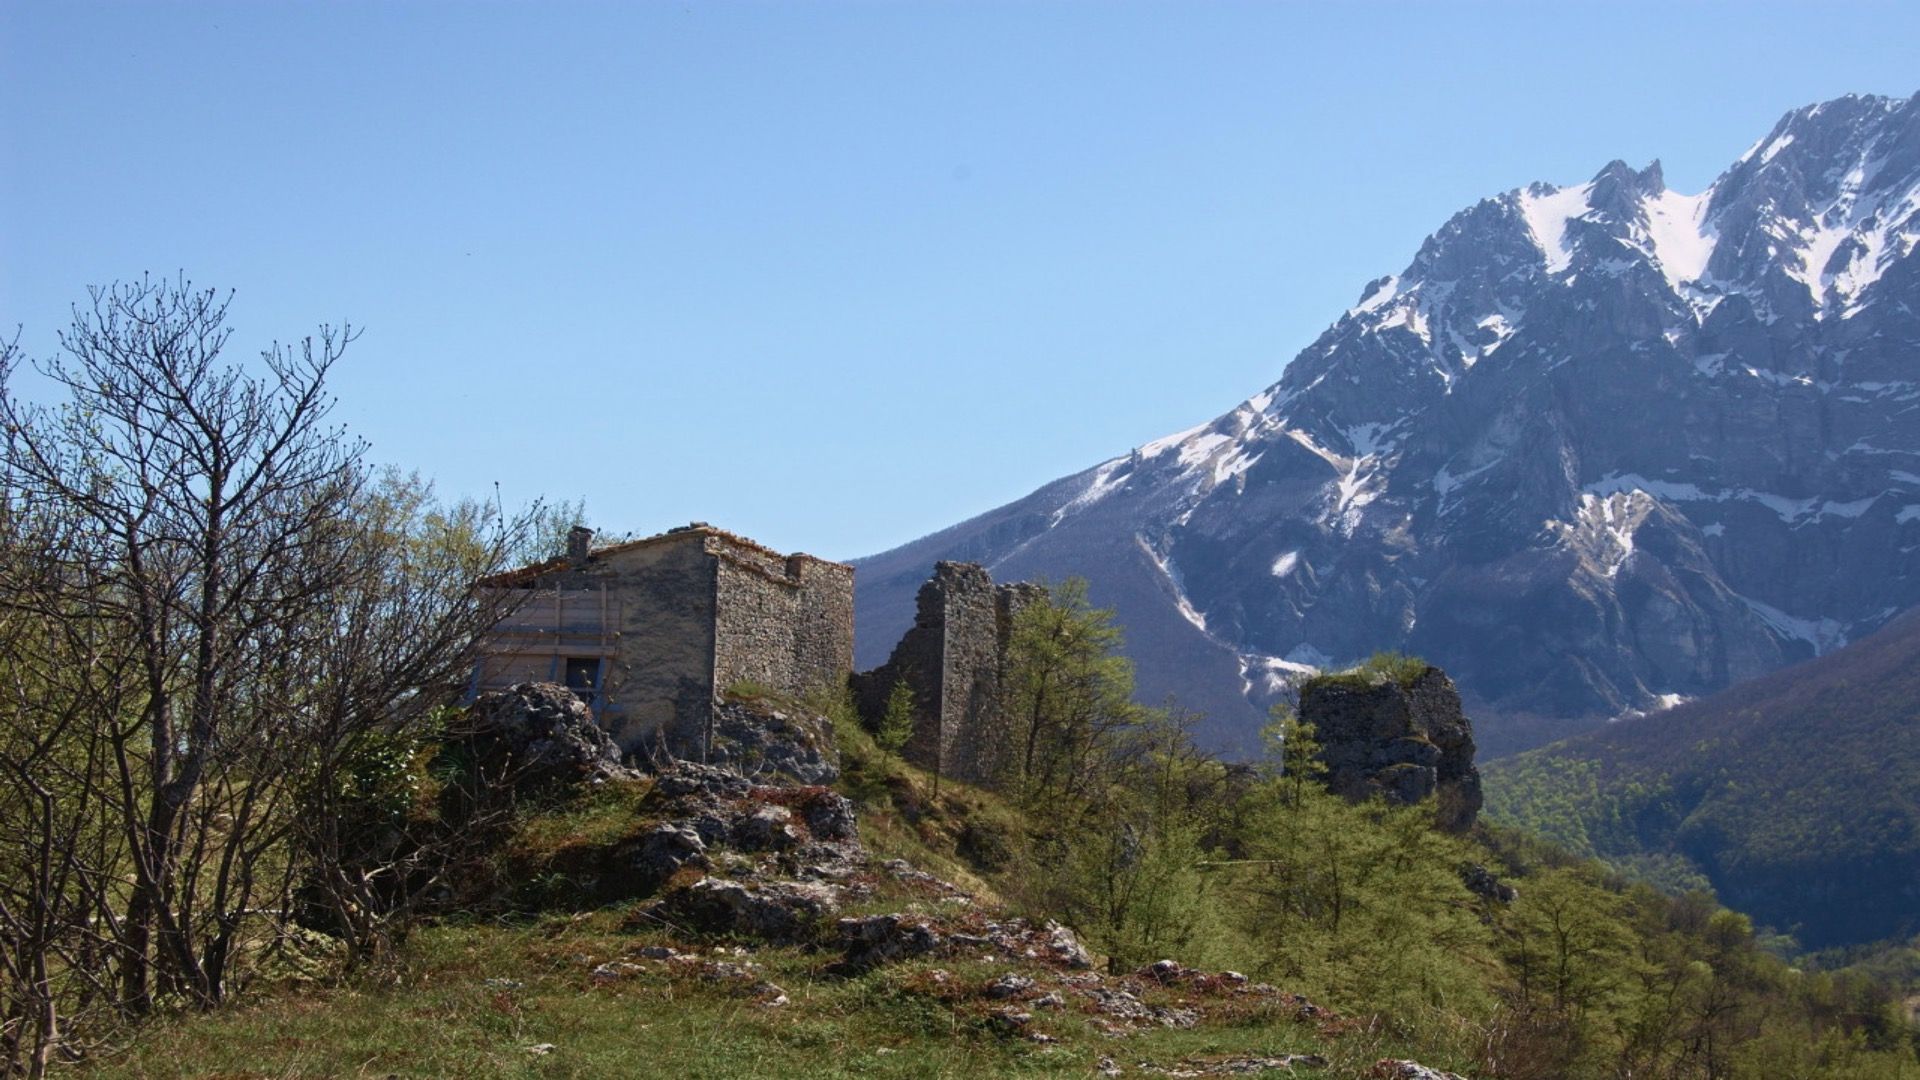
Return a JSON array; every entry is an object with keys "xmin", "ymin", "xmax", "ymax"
[{"xmin": 566, "ymin": 525, "xmax": 593, "ymax": 565}]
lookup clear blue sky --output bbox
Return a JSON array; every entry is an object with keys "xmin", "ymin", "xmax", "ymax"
[{"xmin": 5, "ymin": 3, "xmax": 1916, "ymax": 559}]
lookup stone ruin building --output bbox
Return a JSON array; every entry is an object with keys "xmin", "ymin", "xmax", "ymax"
[
  {"xmin": 474, "ymin": 522, "xmax": 1494, "ymax": 828},
  {"xmin": 476, "ymin": 521, "xmax": 1041, "ymax": 780},
  {"xmin": 852, "ymin": 561, "xmax": 1045, "ymax": 784},
  {"xmin": 474, "ymin": 524, "xmax": 854, "ymax": 760}
]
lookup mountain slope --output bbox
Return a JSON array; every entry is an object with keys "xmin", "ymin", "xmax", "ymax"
[
  {"xmin": 1483, "ymin": 606, "xmax": 1920, "ymax": 949},
  {"xmin": 855, "ymin": 92, "xmax": 1920, "ymax": 756}
]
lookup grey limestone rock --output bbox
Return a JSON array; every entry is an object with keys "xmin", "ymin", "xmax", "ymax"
[
  {"xmin": 461, "ymin": 682, "xmax": 635, "ymax": 790},
  {"xmin": 705, "ymin": 699, "xmax": 840, "ymax": 785},
  {"xmin": 1370, "ymin": 1061, "xmax": 1472, "ymax": 1080},
  {"xmin": 798, "ymin": 790, "xmax": 859, "ymax": 842},
  {"xmin": 1043, "ymin": 920, "xmax": 1098, "ymax": 970},
  {"xmin": 1303, "ymin": 665, "xmax": 1482, "ymax": 832},
  {"xmin": 652, "ymin": 761, "xmax": 754, "ymax": 801},
  {"xmin": 631, "ymin": 822, "xmax": 708, "ymax": 885},
  {"xmin": 985, "ymin": 973, "xmax": 1035, "ymax": 1000},
  {"xmin": 834, "ymin": 913, "xmax": 942, "ymax": 972},
  {"xmin": 656, "ymin": 878, "xmax": 840, "ymax": 942},
  {"xmin": 732, "ymin": 804, "xmax": 800, "ymax": 851}
]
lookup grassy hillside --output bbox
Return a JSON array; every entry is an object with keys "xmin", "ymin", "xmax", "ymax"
[
  {"xmin": 1484, "ymin": 608, "xmax": 1920, "ymax": 949},
  {"xmin": 69, "ymin": 692, "xmax": 1920, "ymax": 1079}
]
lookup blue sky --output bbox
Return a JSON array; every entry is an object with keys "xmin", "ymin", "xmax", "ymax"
[{"xmin": 4, "ymin": 2, "xmax": 1917, "ymax": 560}]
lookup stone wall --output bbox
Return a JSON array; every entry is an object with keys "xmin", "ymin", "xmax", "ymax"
[
  {"xmin": 710, "ymin": 547, "xmax": 855, "ymax": 704},
  {"xmin": 479, "ymin": 525, "xmax": 854, "ymax": 764},
  {"xmin": 789, "ymin": 554, "xmax": 857, "ymax": 694},
  {"xmin": 712, "ymin": 555, "xmax": 802, "ymax": 696},
  {"xmin": 518, "ymin": 536, "xmax": 719, "ymax": 756},
  {"xmin": 1299, "ymin": 665, "xmax": 1483, "ymax": 833},
  {"xmin": 855, "ymin": 562, "xmax": 1044, "ymax": 784}
]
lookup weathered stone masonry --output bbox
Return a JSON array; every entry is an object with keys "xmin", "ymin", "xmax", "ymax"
[
  {"xmin": 476, "ymin": 525, "xmax": 854, "ymax": 760},
  {"xmin": 1300, "ymin": 665, "xmax": 1483, "ymax": 833},
  {"xmin": 853, "ymin": 562, "xmax": 1044, "ymax": 784}
]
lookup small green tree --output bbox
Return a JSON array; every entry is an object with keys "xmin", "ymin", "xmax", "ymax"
[
  {"xmin": 1001, "ymin": 577, "xmax": 1142, "ymax": 804},
  {"xmin": 1261, "ymin": 700, "xmax": 1323, "ymax": 807},
  {"xmin": 876, "ymin": 680, "xmax": 916, "ymax": 756},
  {"xmin": 1045, "ymin": 709, "xmax": 1234, "ymax": 973}
]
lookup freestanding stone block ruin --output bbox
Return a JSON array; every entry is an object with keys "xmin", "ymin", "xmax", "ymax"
[
  {"xmin": 853, "ymin": 561, "xmax": 1045, "ymax": 784},
  {"xmin": 475, "ymin": 524, "xmax": 854, "ymax": 761},
  {"xmin": 1299, "ymin": 664, "xmax": 1484, "ymax": 833}
]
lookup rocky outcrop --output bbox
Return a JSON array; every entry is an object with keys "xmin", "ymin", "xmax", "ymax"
[
  {"xmin": 496, "ymin": 750, "xmax": 1353, "ymax": 1060},
  {"xmin": 1459, "ymin": 863, "xmax": 1518, "ymax": 905},
  {"xmin": 1302, "ymin": 665, "xmax": 1482, "ymax": 832},
  {"xmin": 705, "ymin": 697, "xmax": 840, "ymax": 785},
  {"xmin": 459, "ymin": 682, "xmax": 636, "ymax": 790},
  {"xmin": 656, "ymin": 878, "xmax": 841, "ymax": 942}
]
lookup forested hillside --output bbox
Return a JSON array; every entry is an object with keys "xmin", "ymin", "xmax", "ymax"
[{"xmin": 1485, "ymin": 608, "xmax": 1920, "ymax": 949}]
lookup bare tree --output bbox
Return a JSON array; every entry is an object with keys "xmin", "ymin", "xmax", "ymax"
[
  {"xmin": 282, "ymin": 470, "xmax": 531, "ymax": 967},
  {"xmin": 0, "ymin": 277, "xmax": 531, "ymax": 1036},
  {"xmin": 0, "ymin": 464, "xmax": 136, "ymax": 1077}
]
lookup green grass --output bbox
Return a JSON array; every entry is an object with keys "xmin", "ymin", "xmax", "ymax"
[
  {"xmin": 1301, "ymin": 652, "xmax": 1434, "ymax": 693},
  {"xmin": 78, "ymin": 918, "xmax": 1381, "ymax": 1079}
]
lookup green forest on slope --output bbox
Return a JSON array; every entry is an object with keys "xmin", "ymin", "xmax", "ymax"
[{"xmin": 1484, "ymin": 609, "xmax": 1920, "ymax": 950}]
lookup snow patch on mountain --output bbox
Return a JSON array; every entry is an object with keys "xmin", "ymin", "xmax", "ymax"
[
  {"xmin": 1740, "ymin": 595, "xmax": 1849, "ymax": 655},
  {"xmin": 1138, "ymin": 423, "xmax": 1209, "ymax": 460},
  {"xmin": 1051, "ymin": 458, "xmax": 1129, "ymax": 526},
  {"xmin": 1331, "ymin": 459, "xmax": 1383, "ymax": 535},
  {"xmin": 1349, "ymin": 275, "xmax": 1400, "ymax": 317},
  {"xmin": 1519, "ymin": 181, "xmax": 1595, "ymax": 273},
  {"xmin": 1237, "ymin": 652, "xmax": 1320, "ymax": 697},
  {"xmin": 1582, "ymin": 473, "xmax": 1882, "ymax": 524},
  {"xmin": 1136, "ymin": 535, "xmax": 1209, "ymax": 635},
  {"xmin": 1639, "ymin": 188, "xmax": 1718, "ymax": 292}
]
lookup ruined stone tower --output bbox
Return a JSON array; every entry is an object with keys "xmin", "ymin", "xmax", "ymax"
[
  {"xmin": 1299, "ymin": 664, "xmax": 1483, "ymax": 833},
  {"xmin": 854, "ymin": 562, "xmax": 1044, "ymax": 784}
]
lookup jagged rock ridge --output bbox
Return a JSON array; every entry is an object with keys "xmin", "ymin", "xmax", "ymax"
[{"xmin": 855, "ymin": 91, "xmax": 1920, "ymax": 755}]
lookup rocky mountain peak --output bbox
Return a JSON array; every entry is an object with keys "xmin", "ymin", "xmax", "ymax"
[
  {"xmin": 856, "ymin": 92, "xmax": 1920, "ymax": 755},
  {"xmin": 1586, "ymin": 158, "xmax": 1666, "ymax": 213}
]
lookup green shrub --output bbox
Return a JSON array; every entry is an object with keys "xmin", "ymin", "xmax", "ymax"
[
  {"xmin": 1305, "ymin": 650, "xmax": 1433, "ymax": 692},
  {"xmin": 876, "ymin": 680, "xmax": 916, "ymax": 756}
]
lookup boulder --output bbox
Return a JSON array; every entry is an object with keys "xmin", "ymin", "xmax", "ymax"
[
  {"xmin": 1043, "ymin": 921, "xmax": 1097, "ymax": 971},
  {"xmin": 631, "ymin": 822, "xmax": 708, "ymax": 885},
  {"xmin": 461, "ymin": 682, "xmax": 634, "ymax": 790},
  {"xmin": 985, "ymin": 973, "xmax": 1035, "ymax": 1000},
  {"xmin": 652, "ymin": 761, "xmax": 754, "ymax": 801},
  {"xmin": 834, "ymin": 913, "xmax": 942, "ymax": 972},
  {"xmin": 657, "ymin": 878, "xmax": 840, "ymax": 942},
  {"xmin": 797, "ymin": 790, "xmax": 859, "ymax": 842},
  {"xmin": 732, "ymin": 804, "xmax": 800, "ymax": 851}
]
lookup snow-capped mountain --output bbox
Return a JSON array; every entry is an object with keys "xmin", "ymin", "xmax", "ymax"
[{"xmin": 854, "ymin": 92, "xmax": 1920, "ymax": 756}]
